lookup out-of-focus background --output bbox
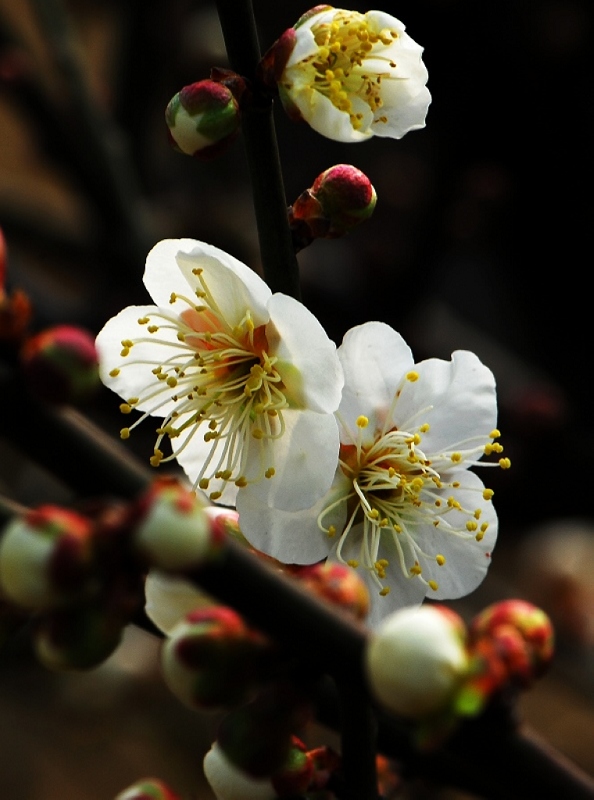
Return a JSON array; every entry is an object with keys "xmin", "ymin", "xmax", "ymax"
[{"xmin": 0, "ymin": 0, "xmax": 593, "ymax": 797}]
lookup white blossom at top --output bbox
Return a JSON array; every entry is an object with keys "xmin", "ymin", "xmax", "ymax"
[
  {"xmin": 241, "ymin": 322, "xmax": 507, "ymax": 627},
  {"xmin": 278, "ymin": 6, "xmax": 430, "ymax": 143},
  {"xmin": 96, "ymin": 239, "xmax": 343, "ymax": 517}
]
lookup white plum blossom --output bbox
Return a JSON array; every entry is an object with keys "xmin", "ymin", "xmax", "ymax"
[
  {"xmin": 96, "ymin": 239, "xmax": 343, "ymax": 516},
  {"xmin": 241, "ymin": 322, "xmax": 508, "ymax": 627},
  {"xmin": 277, "ymin": 6, "xmax": 430, "ymax": 143}
]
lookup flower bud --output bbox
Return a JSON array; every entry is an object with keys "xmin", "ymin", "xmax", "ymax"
[
  {"xmin": 161, "ymin": 606, "xmax": 270, "ymax": 709},
  {"xmin": 365, "ymin": 605, "xmax": 469, "ymax": 718},
  {"xmin": 470, "ymin": 599, "xmax": 554, "ymax": 685},
  {"xmin": 134, "ymin": 478, "xmax": 224, "ymax": 572},
  {"xmin": 271, "ymin": 738, "xmax": 314, "ymax": 797},
  {"xmin": 203, "ymin": 742, "xmax": 277, "ymax": 800},
  {"xmin": 165, "ymin": 80, "xmax": 241, "ymax": 160},
  {"xmin": 289, "ymin": 165, "xmax": 376, "ymax": 249},
  {"xmin": 115, "ymin": 777, "xmax": 181, "ymax": 800},
  {"xmin": 296, "ymin": 561, "xmax": 369, "ymax": 620},
  {"xmin": 20, "ymin": 324, "xmax": 100, "ymax": 405},
  {"xmin": 0, "ymin": 506, "xmax": 93, "ymax": 609}
]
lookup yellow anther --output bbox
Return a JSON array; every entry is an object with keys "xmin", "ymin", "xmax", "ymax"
[
  {"xmin": 120, "ymin": 347, "xmax": 130, "ymax": 357},
  {"xmin": 499, "ymin": 457, "xmax": 511, "ymax": 469},
  {"xmin": 147, "ymin": 325, "xmax": 158, "ymax": 334},
  {"xmin": 483, "ymin": 488, "xmax": 494, "ymax": 500},
  {"xmin": 451, "ymin": 452, "xmax": 462, "ymax": 463},
  {"xmin": 466, "ymin": 521, "xmax": 478, "ymax": 532},
  {"xmin": 410, "ymin": 563, "xmax": 422, "ymax": 576},
  {"xmin": 209, "ymin": 491, "xmax": 222, "ymax": 501},
  {"xmin": 474, "ymin": 508, "xmax": 482, "ymax": 519},
  {"xmin": 177, "ymin": 332, "xmax": 186, "ymax": 342},
  {"xmin": 393, "ymin": 524, "xmax": 402, "ymax": 533},
  {"xmin": 406, "ymin": 371, "xmax": 419, "ymax": 382},
  {"xmin": 480, "ymin": 522, "xmax": 489, "ymax": 532},
  {"xmin": 120, "ymin": 428, "xmax": 130, "ymax": 440},
  {"xmin": 137, "ymin": 316, "xmax": 150, "ymax": 325},
  {"xmin": 419, "ymin": 423, "xmax": 430, "ymax": 433},
  {"xmin": 109, "ymin": 368, "xmax": 120, "ymax": 378},
  {"xmin": 265, "ymin": 467, "xmax": 276, "ymax": 479},
  {"xmin": 121, "ymin": 339, "xmax": 133, "ymax": 348},
  {"xmin": 252, "ymin": 429, "xmax": 264, "ymax": 440},
  {"xmin": 327, "ymin": 525, "xmax": 336, "ymax": 537},
  {"xmin": 369, "ymin": 509, "xmax": 379, "ymax": 519},
  {"xmin": 435, "ymin": 499, "xmax": 442, "ymax": 507},
  {"xmin": 167, "ymin": 377, "xmax": 178, "ymax": 388},
  {"xmin": 452, "ymin": 481, "xmax": 460, "ymax": 488},
  {"xmin": 347, "ymin": 559, "xmax": 359, "ymax": 568},
  {"xmin": 436, "ymin": 554, "xmax": 446, "ymax": 566},
  {"xmin": 475, "ymin": 531, "xmax": 485, "ymax": 542},
  {"xmin": 208, "ymin": 419, "xmax": 218, "ymax": 430},
  {"xmin": 150, "ymin": 450, "xmax": 164, "ymax": 467},
  {"xmin": 490, "ymin": 429, "xmax": 501, "ymax": 439},
  {"xmin": 428, "ymin": 580, "xmax": 439, "ymax": 591},
  {"xmin": 119, "ymin": 403, "xmax": 132, "ymax": 414},
  {"xmin": 356, "ymin": 415, "xmax": 369, "ymax": 428},
  {"xmin": 198, "ymin": 478, "xmax": 210, "ymax": 490},
  {"xmin": 379, "ymin": 587, "xmax": 391, "ymax": 596},
  {"xmin": 169, "ymin": 292, "xmax": 177, "ymax": 303},
  {"xmin": 235, "ymin": 477, "xmax": 248, "ymax": 488}
]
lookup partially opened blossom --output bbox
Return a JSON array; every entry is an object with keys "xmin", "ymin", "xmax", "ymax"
[
  {"xmin": 265, "ymin": 6, "xmax": 430, "ymax": 143},
  {"xmin": 242, "ymin": 322, "xmax": 506, "ymax": 626},
  {"xmin": 96, "ymin": 239, "xmax": 343, "ymax": 514}
]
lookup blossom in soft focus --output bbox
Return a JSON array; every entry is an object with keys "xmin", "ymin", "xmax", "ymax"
[
  {"xmin": 242, "ymin": 322, "xmax": 506, "ymax": 626},
  {"xmin": 366, "ymin": 605, "xmax": 469, "ymax": 718},
  {"xmin": 96, "ymin": 239, "xmax": 343, "ymax": 516},
  {"xmin": 266, "ymin": 6, "xmax": 430, "ymax": 143},
  {"xmin": 203, "ymin": 742, "xmax": 277, "ymax": 800}
]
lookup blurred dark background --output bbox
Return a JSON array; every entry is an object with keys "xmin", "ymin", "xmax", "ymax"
[{"xmin": 0, "ymin": 0, "xmax": 593, "ymax": 797}]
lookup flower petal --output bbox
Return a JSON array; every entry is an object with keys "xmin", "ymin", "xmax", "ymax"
[
  {"xmin": 238, "ymin": 472, "xmax": 349, "ymax": 565},
  {"xmin": 267, "ymin": 292, "xmax": 343, "ymax": 413},
  {"xmin": 287, "ymin": 84, "xmax": 371, "ymax": 143},
  {"xmin": 241, "ymin": 408, "xmax": 340, "ymax": 513},
  {"xmin": 144, "ymin": 570, "xmax": 213, "ymax": 634},
  {"xmin": 337, "ymin": 322, "xmax": 414, "ymax": 431},
  {"xmin": 96, "ymin": 304, "xmax": 183, "ymax": 417},
  {"xmin": 145, "ymin": 238, "xmax": 271, "ymax": 327},
  {"xmin": 392, "ymin": 350, "xmax": 497, "ymax": 452}
]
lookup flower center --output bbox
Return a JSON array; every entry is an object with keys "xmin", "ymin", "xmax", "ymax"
[
  {"xmin": 112, "ymin": 267, "xmax": 288, "ymax": 499},
  {"xmin": 317, "ymin": 375, "xmax": 507, "ymax": 598},
  {"xmin": 306, "ymin": 11, "xmax": 399, "ymax": 130}
]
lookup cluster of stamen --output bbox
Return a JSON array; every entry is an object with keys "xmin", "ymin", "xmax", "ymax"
[
  {"xmin": 112, "ymin": 269, "xmax": 287, "ymax": 499},
  {"xmin": 318, "ymin": 371, "xmax": 508, "ymax": 597},
  {"xmin": 305, "ymin": 11, "xmax": 399, "ymax": 130}
]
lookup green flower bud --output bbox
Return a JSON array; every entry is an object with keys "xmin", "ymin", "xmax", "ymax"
[{"xmin": 165, "ymin": 80, "xmax": 240, "ymax": 160}]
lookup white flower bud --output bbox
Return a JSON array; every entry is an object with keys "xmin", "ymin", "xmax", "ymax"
[
  {"xmin": 203, "ymin": 742, "xmax": 277, "ymax": 800},
  {"xmin": 365, "ymin": 605, "xmax": 469, "ymax": 718}
]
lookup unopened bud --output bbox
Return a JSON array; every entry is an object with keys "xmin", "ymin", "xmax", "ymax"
[
  {"xmin": 289, "ymin": 165, "xmax": 376, "ymax": 249},
  {"xmin": 0, "ymin": 506, "xmax": 93, "ymax": 609},
  {"xmin": 365, "ymin": 605, "xmax": 469, "ymax": 718},
  {"xmin": 203, "ymin": 742, "xmax": 277, "ymax": 800},
  {"xmin": 165, "ymin": 80, "xmax": 241, "ymax": 160},
  {"xmin": 470, "ymin": 599, "xmax": 554, "ymax": 685},
  {"xmin": 115, "ymin": 777, "xmax": 181, "ymax": 800},
  {"xmin": 20, "ymin": 324, "xmax": 100, "ymax": 405},
  {"xmin": 134, "ymin": 478, "xmax": 224, "ymax": 572},
  {"xmin": 271, "ymin": 737, "xmax": 313, "ymax": 797},
  {"xmin": 161, "ymin": 606, "xmax": 270, "ymax": 709},
  {"xmin": 297, "ymin": 561, "xmax": 369, "ymax": 620}
]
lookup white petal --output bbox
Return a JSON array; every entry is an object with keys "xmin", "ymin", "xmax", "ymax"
[
  {"xmin": 393, "ymin": 350, "xmax": 497, "ymax": 452},
  {"xmin": 365, "ymin": 10, "xmax": 407, "ymax": 33},
  {"xmin": 337, "ymin": 322, "xmax": 414, "ymax": 429},
  {"xmin": 203, "ymin": 743, "xmax": 276, "ymax": 800},
  {"xmin": 289, "ymin": 85, "xmax": 371, "ymax": 143},
  {"xmin": 267, "ymin": 292, "xmax": 343, "ymax": 413},
  {"xmin": 242, "ymin": 408, "xmax": 340, "ymax": 512},
  {"xmin": 145, "ymin": 239, "xmax": 271, "ymax": 327},
  {"xmin": 144, "ymin": 570, "xmax": 213, "ymax": 635},
  {"xmin": 413, "ymin": 470, "xmax": 498, "ymax": 599},
  {"xmin": 96, "ymin": 304, "xmax": 184, "ymax": 417},
  {"xmin": 238, "ymin": 471, "xmax": 349, "ymax": 564}
]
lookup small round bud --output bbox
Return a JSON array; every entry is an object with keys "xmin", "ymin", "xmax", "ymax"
[
  {"xmin": 470, "ymin": 599, "xmax": 554, "ymax": 684},
  {"xmin": 271, "ymin": 738, "xmax": 314, "ymax": 797},
  {"xmin": 365, "ymin": 605, "xmax": 469, "ymax": 718},
  {"xmin": 165, "ymin": 80, "xmax": 240, "ymax": 160},
  {"xmin": 20, "ymin": 324, "xmax": 100, "ymax": 405},
  {"xmin": 0, "ymin": 506, "xmax": 93, "ymax": 609},
  {"xmin": 161, "ymin": 606, "xmax": 269, "ymax": 709},
  {"xmin": 115, "ymin": 777, "xmax": 181, "ymax": 800},
  {"xmin": 134, "ymin": 478, "xmax": 224, "ymax": 572},
  {"xmin": 203, "ymin": 742, "xmax": 277, "ymax": 800},
  {"xmin": 297, "ymin": 562, "xmax": 369, "ymax": 620},
  {"xmin": 289, "ymin": 165, "xmax": 376, "ymax": 249}
]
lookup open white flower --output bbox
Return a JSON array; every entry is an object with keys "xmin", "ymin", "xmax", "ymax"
[
  {"xmin": 277, "ymin": 6, "xmax": 430, "ymax": 143},
  {"xmin": 96, "ymin": 239, "xmax": 343, "ymax": 513},
  {"xmin": 241, "ymin": 322, "xmax": 507, "ymax": 626}
]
